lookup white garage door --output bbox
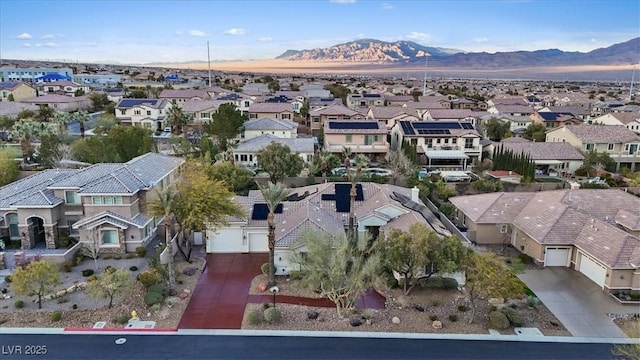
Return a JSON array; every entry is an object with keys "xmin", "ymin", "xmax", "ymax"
[
  {"xmin": 248, "ymin": 233, "xmax": 268, "ymax": 252},
  {"xmin": 207, "ymin": 228, "xmax": 242, "ymax": 253},
  {"xmin": 544, "ymin": 247, "xmax": 571, "ymax": 267},
  {"xmin": 578, "ymin": 252, "xmax": 606, "ymax": 288}
]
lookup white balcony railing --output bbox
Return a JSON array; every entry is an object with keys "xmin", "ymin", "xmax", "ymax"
[{"xmin": 326, "ymin": 143, "xmax": 389, "ymax": 153}]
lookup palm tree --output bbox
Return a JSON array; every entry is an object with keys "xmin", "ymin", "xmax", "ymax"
[
  {"xmin": 51, "ymin": 112, "xmax": 72, "ymax": 135},
  {"xmin": 259, "ymin": 182, "xmax": 291, "ymax": 286},
  {"xmin": 342, "ymin": 147, "xmax": 368, "ymax": 242},
  {"xmin": 149, "ymin": 187, "xmax": 179, "ymax": 293},
  {"xmin": 70, "ymin": 110, "xmax": 91, "ymax": 138},
  {"xmin": 166, "ymin": 106, "xmax": 190, "ymax": 134},
  {"xmin": 318, "ymin": 150, "xmax": 339, "ymax": 184},
  {"xmin": 10, "ymin": 119, "xmax": 56, "ymax": 163}
]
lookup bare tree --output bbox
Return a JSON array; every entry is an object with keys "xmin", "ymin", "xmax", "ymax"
[{"xmin": 81, "ymin": 227, "xmax": 102, "ymax": 271}]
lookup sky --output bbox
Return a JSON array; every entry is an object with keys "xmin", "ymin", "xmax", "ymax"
[{"xmin": 0, "ymin": 0, "xmax": 639, "ymax": 64}]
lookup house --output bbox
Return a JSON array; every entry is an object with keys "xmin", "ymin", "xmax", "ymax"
[
  {"xmin": 241, "ymin": 117, "xmax": 298, "ymax": 140},
  {"xmin": 72, "ymin": 73, "xmax": 122, "ymax": 86},
  {"xmin": 115, "ymin": 98, "xmax": 171, "ymax": 130},
  {"xmin": 546, "ymin": 124, "xmax": 640, "ymax": 172},
  {"xmin": 307, "ymin": 97, "xmax": 342, "ymax": 110},
  {"xmin": 543, "ymin": 106, "xmax": 591, "ymax": 122},
  {"xmin": 481, "ymin": 114, "xmax": 533, "ymax": 134},
  {"xmin": 390, "ymin": 120, "xmax": 482, "ymax": 170},
  {"xmin": 0, "ymin": 67, "xmax": 73, "ymax": 83},
  {"xmin": 216, "ymin": 93, "xmax": 255, "ymax": 114},
  {"xmin": 485, "ymin": 140, "xmax": 585, "ymax": 175},
  {"xmin": 182, "ymin": 99, "xmax": 229, "ymax": 128},
  {"xmin": 424, "ymin": 109, "xmax": 483, "ymax": 127},
  {"xmin": 366, "ymin": 107, "xmax": 419, "ymax": 130},
  {"xmin": 247, "ymin": 102, "xmax": 294, "ymax": 120},
  {"xmin": 449, "ymin": 189, "xmax": 640, "ymax": 293},
  {"xmin": 21, "ymin": 94, "xmax": 90, "ymax": 112},
  {"xmin": 233, "ymin": 134, "xmax": 314, "ymax": 168},
  {"xmin": 36, "ymin": 81, "xmax": 91, "ymax": 97},
  {"xmin": 158, "ymin": 89, "xmax": 210, "ymax": 107},
  {"xmin": 0, "ymin": 102, "xmax": 39, "ymax": 118},
  {"xmin": 530, "ymin": 111, "xmax": 582, "ymax": 129},
  {"xmin": 205, "ymin": 182, "xmax": 446, "ymax": 275},
  {"xmin": 591, "ymin": 112, "xmax": 640, "ymax": 134},
  {"xmin": 447, "ymin": 98, "xmax": 487, "ymax": 110},
  {"xmin": 308, "ymin": 104, "xmax": 365, "ymax": 136},
  {"xmin": 487, "ymin": 104, "xmax": 534, "ymax": 117},
  {"xmin": 323, "ymin": 120, "xmax": 388, "ymax": 162},
  {"xmin": 385, "ymin": 95, "xmax": 414, "ymax": 106},
  {"xmin": 0, "ymin": 153, "xmax": 183, "ymax": 255},
  {"xmin": 346, "ymin": 93, "xmax": 385, "ymax": 109},
  {"xmin": 0, "ymin": 81, "xmax": 37, "ymax": 101}
]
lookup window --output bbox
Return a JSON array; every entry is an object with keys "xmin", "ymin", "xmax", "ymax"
[
  {"xmin": 113, "ymin": 196, "xmax": 122, "ymax": 205},
  {"xmin": 146, "ymin": 110, "xmax": 151, "ymax": 116},
  {"xmin": 101, "ymin": 229, "xmax": 119, "ymax": 245},
  {"xmin": 102, "ymin": 196, "xmax": 112, "ymax": 205},
  {"xmin": 585, "ymin": 143, "xmax": 594, "ymax": 151},
  {"xmin": 201, "ymin": 112, "xmax": 209, "ymax": 119},
  {"xmin": 500, "ymin": 225, "xmax": 508, "ymax": 234},
  {"xmin": 346, "ymin": 135, "xmax": 352, "ymax": 142},
  {"xmin": 7, "ymin": 214, "xmax": 19, "ymax": 238},
  {"xmin": 426, "ymin": 139, "xmax": 433, "ymax": 148},
  {"xmin": 607, "ymin": 144, "xmax": 614, "ymax": 151},
  {"xmin": 92, "ymin": 196, "xmax": 101, "ymax": 204},
  {"xmin": 464, "ymin": 138, "xmax": 474, "ymax": 149},
  {"xmin": 240, "ymin": 154, "xmax": 248, "ymax": 161},
  {"xmin": 374, "ymin": 135, "xmax": 380, "ymax": 142},
  {"xmin": 120, "ymin": 109, "xmax": 126, "ymax": 115},
  {"xmin": 134, "ymin": 110, "xmax": 141, "ymax": 115},
  {"xmin": 65, "ymin": 191, "xmax": 80, "ymax": 204},
  {"xmin": 452, "ymin": 138, "xmax": 457, "ymax": 144},
  {"xmin": 91, "ymin": 196, "xmax": 123, "ymax": 205},
  {"xmin": 68, "ymin": 221, "xmax": 79, "ymax": 235}
]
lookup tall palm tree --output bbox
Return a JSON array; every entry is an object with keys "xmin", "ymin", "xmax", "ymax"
[
  {"xmin": 318, "ymin": 150, "xmax": 339, "ymax": 184},
  {"xmin": 166, "ymin": 106, "xmax": 190, "ymax": 134},
  {"xmin": 10, "ymin": 119, "xmax": 56, "ymax": 163},
  {"xmin": 259, "ymin": 182, "xmax": 291, "ymax": 286},
  {"xmin": 342, "ymin": 147, "xmax": 368, "ymax": 242},
  {"xmin": 51, "ymin": 112, "xmax": 72, "ymax": 135},
  {"xmin": 70, "ymin": 110, "xmax": 91, "ymax": 138},
  {"xmin": 149, "ymin": 187, "xmax": 179, "ymax": 293}
]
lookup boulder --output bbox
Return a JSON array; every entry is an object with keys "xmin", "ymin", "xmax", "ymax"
[
  {"xmin": 179, "ymin": 291, "xmax": 189, "ymax": 300},
  {"xmin": 183, "ymin": 267, "xmax": 196, "ymax": 276},
  {"xmin": 432, "ymin": 320, "xmax": 443, "ymax": 329},
  {"xmin": 55, "ymin": 289, "xmax": 67, "ymax": 298},
  {"xmin": 349, "ymin": 317, "xmax": 362, "ymax": 327},
  {"xmin": 392, "ymin": 316, "xmax": 401, "ymax": 324},
  {"xmin": 66, "ymin": 285, "xmax": 77, "ymax": 293},
  {"xmin": 76, "ymin": 282, "xmax": 87, "ymax": 289},
  {"xmin": 258, "ymin": 283, "xmax": 268, "ymax": 292},
  {"xmin": 182, "ymin": 289, "xmax": 191, "ymax": 294},
  {"xmin": 307, "ymin": 310, "xmax": 320, "ymax": 320},
  {"xmin": 488, "ymin": 297, "xmax": 505, "ymax": 306}
]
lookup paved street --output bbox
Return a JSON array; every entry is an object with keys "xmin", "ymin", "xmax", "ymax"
[
  {"xmin": 519, "ymin": 267, "xmax": 634, "ymax": 338},
  {"xmin": 0, "ymin": 333, "xmax": 623, "ymax": 360}
]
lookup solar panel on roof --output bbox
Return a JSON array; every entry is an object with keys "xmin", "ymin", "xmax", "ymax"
[
  {"xmin": 250, "ymin": 203, "xmax": 283, "ymax": 220},
  {"xmin": 328, "ymin": 122, "xmax": 378, "ymax": 130},
  {"xmin": 400, "ymin": 121, "xmax": 415, "ymax": 135},
  {"xmin": 416, "ymin": 129, "xmax": 451, "ymax": 135},
  {"xmin": 413, "ymin": 122, "xmax": 461, "ymax": 130},
  {"xmin": 118, "ymin": 99, "xmax": 157, "ymax": 108},
  {"xmin": 461, "ymin": 123, "xmax": 474, "ymax": 129}
]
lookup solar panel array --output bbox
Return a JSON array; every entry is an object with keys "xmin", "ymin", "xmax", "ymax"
[
  {"xmin": 416, "ymin": 129, "xmax": 451, "ymax": 135},
  {"xmin": 118, "ymin": 99, "xmax": 157, "ymax": 108},
  {"xmin": 400, "ymin": 121, "xmax": 415, "ymax": 135},
  {"xmin": 328, "ymin": 121, "xmax": 379, "ymax": 130},
  {"xmin": 334, "ymin": 183, "xmax": 364, "ymax": 213},
  {"xmin": 402, "ymin": 121, "xmax": 474, "ymax": 135},
  {"xmin": 251, "ymin": 203, "xmax": 283, "ymax": 220}
]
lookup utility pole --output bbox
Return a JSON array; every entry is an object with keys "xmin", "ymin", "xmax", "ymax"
[
  {"xmin": 422, "ymin": 55, "xmax": 428, "ymax": 97},
  {"xmin": 207, "ymin": 41, "xmax": 212, "ymax": 87},
  {"xmin": 629, "ymin": 63, "xmax": 637, "ymax": 101}
]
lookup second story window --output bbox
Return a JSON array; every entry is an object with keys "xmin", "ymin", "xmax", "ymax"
[
  {"xmin": 585, "ymin": 143, "xmax": 594, "ymax": 151},
  {"xmin": 65, "ymin": 191, "xmax": 80, "ymax": 204},
  {"xmin": 464, "ymin": 138, "xmax": 474, "ymax": 149},
  {"xmin": 146, "ymin": 110, "xmax": 151, "ymax": 116},
  {"xmin": 134, "ymin": 110, "xmax": 141, "ymax": 115},
  {"xmin": 346, "ymin": 135, "xmax": 352, "ymax": 143},
  {"xmin": 120, "ymin": 109, "xmax": 126, "ymax": 115},
  {"xmin": 607, "ymin": 144, "xmax": 614, "ymax": 151}
]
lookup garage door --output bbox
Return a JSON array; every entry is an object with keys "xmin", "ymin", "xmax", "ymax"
[
  {"xmin": 207, "ymin": 228, "xmax": 242, "ymax": 253},
  {"xmin": 544, "ymin": 247, "xmax": 571, "ymax": 267},
  {"xmin": 578, "ymin": 252, "xmax": 606, "ymax": 288},
  {"xmin": 248, "ymin": 233, "xmax": 268, "ymax": 252}
]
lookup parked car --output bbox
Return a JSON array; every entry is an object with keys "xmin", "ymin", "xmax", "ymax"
[{"xmin": 364, "ymin": 168, "xmax": 394, "ymax": 177}]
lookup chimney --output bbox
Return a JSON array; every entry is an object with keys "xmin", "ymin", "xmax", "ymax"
[{"xmin": 411, "ymin": 186, "xmax": 420, "ymax": 202}]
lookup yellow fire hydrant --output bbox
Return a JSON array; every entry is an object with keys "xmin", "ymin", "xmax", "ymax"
[{"xmin": 131, "ymin": 310, "xmax": 138, "ymax": 320}]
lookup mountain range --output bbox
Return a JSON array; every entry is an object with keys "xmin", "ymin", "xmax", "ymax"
[{"xmin": 275, "ymin": 38, "xmax": 640, "ymax": 68}]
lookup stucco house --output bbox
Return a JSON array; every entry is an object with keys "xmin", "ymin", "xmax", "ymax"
[
  {"xmin": 309, "ymin": 104, "xmax": 365, "ymax": 136},
  {"xmin": 115, "ymin": 98, "xmax": 171, "ymax": 130},
  {"xmin": 546, "ymin": 124, "xmax": 640, "ymax": 172},
  {"xmin": 240, "ymin": 117, "xmax": 298, "ymax": 140},
  {"xmin": 158, "ymin": 89, "xmax": 210, "ymax": 107},
  {"xmin": 591, "ymin": 112, "xmax": 640, "ymax": 134},
  {"xmin": 0, "ymin": 81, "xmax": 37, "ymax": 101},
  {"xmin": 21, "ymin": 94, "xmax": 91, "ymax": 112},
  {"xmin": 0, "ymin": 153, "xmax": 184, "ymax": 254},
  {"xmin": 449, "ymin": 190, "xmax": 640, "ymax": 294},
  {"xmin": 323, "ymin": 120, "xmax": 388, "ymax": 162},
  {"xmin": 366, "ymin": 107, "xmax": 419, "ymax": 130},
  {"xmin": 247, "ymin": 103, "xmax": 294, "ymax": 120},
  {"xmin": 484, "ymin": 140, "xmax": 585, "ymax": 175},
  {"xmin": 530, "ymin": 111, "xmax": 582, "ymax": 129},
  {"xmin": 205, "ymin": 182, "xmax": 446, "ymax": 274},
  {"xmin": 233, "ymin": 134, "xmax": 314, "ymax": 168},
  {"xmin": 347, "ymin": 93, "xmax": 385, "ymax": 110},
  {"xmin": 36, "ymin": 81, "xmax": 91, "ymax": 97}
]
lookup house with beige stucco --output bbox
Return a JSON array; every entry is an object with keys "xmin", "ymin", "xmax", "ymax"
[
  {"xmin": 0, "ymin": 153, "xmax": 184, "ymax": 256},
  {"xmin": 323, "ymin": 120, "xmax": 388, "ymax": 162},
  {"xmin": 0, "ymin": 81, "xmax": 37, "ymax": 101},
  {"xmin": 449, "ymin": 189, "xmax": 640, "ymax": 295}
]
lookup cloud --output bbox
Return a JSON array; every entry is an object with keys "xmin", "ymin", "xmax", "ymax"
[
  {"xmin": 381, "ymin": 3, "xmax": 393, "ymax": 9},
  {"xmin": 23, "ymin": 43, "xmax": 31, "ymax": 47},
  {"xmin": 225, "ymin": 28, "xmax": 246, "ymax": 36},
  {"xmin": 188, "ymin": 29, "xmax": 207, "ymax": 37},
  {"xmin": 258, "ymin": 36, "xmax": 272, "ymax": 42},
  {"xmin": 329, "ymin": 0, "xmax": 356, "ymax": 3},
  {"xmin": 17, "ymin": 32, "xmax": 32, "ymax": 39},
  {"xmin": 41, "ymin": 34, "xmax": 56, "ymax": 39},
  {"xmin": 474, "ymin": 37, "xmax": 489, "ymax": 43},
  {"xmin": 406, "ymin": 32, "xmax": 430, "ymax": 42},
  {"xmin": 44, "ymin": 42, "xmax": 59, "ymax": 47}
]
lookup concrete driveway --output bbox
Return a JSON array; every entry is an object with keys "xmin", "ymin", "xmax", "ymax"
[{"xmin": 519, "ymin": 267, "xmax": 635, "ymax": 338}]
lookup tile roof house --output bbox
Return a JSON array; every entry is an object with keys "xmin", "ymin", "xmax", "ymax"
[
  {"xmin": 0, "ymin": 102, "xmax": 39, "ymax": 118},
  {"xmin": 182, "ymin": 99, "xmax": 230, "ymax": 126},
  {"xmin": 449, "ymin": 189, "xmax": 640, "ymax": 293},
  {"xmin": 233, "ymin": 134, "xmax": 315, "ymax": 168},
  {"xmin": 0, "ymin": 81, "xmax": 37, "ymax": 101},
  {"xmin": 485, "ymin": 141, "xmax": 585, "ymax": 175},
  {"xmin": 241, "ymin": 117, "xmax": 298, "ymax": 140},
  {"xmin": 0, "ymin": 153, "xmax": 184, "ymax": 256},
  {"xmin": 158, "ymin": 89, "xmax": 210, "ymax": 107},
  {"xmin": 247, "ymin": 102, "xmax": 294, "ymax": 120},
  {"xmin": 425, "ymin": 109, "xmax": 485, "ymax": 127},
  {"xmin": 546, "ymin": 124, "xmax": 640, "ymax": 172},
  {"xmin": 205, "ymin": 182, "xmax": 447, "ymax": 274},
  {"xmin": 308, "ymin": 104, "xmax": 365, "ymax": 136},
  {"xmin": 366, "ymin": 106, "xmax": 419, "ymax": 129},
  {"xmin": 346, "ymin": 93, "xmax": 385, "ymax": 110},
  {"xmin": 115, "ymin": 98, "xmax": 171, "ymax": 130},
  {"xmin": 37, "ymin": 81, "xmax": 91, "ymax": 98},
  {"xmin": 21, "ymin": 94, "xmax": 91, "ymax": 112},
  {"xmin": 592, "ymin": 112, "xmax": 640, "ymax": 134},
  {"xmin": 323, "ymin": 120, "xmax": 388, "ymax": 161},
  {"xmin": 530, "ymin": 111, "xmax": 582, "ymax": 129}
]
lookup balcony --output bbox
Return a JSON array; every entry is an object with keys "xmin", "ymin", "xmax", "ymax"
[
  {"xmin": 325, "ymin": 143, "xmax": 389, "ymax": 153},
  {"xmin": 425, "ymin": 145, "xmax": 481, "ymax": 153}
]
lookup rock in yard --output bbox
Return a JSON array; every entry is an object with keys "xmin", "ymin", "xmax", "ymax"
[
  {"xmin": 349, "ymin": 317, "xmax": 362, "ymax": 327},
  {"xmin": 488, "ymin": 298, "xmax": 504, "ymax": 306},
  {"xmin": 55, "ymin": 289, "xmax": 67, "ymax": 298},
  {"xmin": 392, "ymin": 316, "xmax": 401, "ymax": 324},
  {"xmin": 258, "ymin": 283, "xmax": 267, "ymax": 292},
  {"xmin": 183, "ymin": 267, "xmax": 196, "ymax": 276},
  {"xmin": 414, "ymin": 305, "xmax": 425, "ymax": 312},
  {"xmin": 182, "ymin": 289, "xmax": 191, "ymax": 294},
  {"xmin": 432, "ymin": 320, "xmax": 443, "ymax": 329},
  {"xmin": 307, "ymin": 310, "xmax": 319, "ymax": 320},
  {"xmin": 178, "ymin": 291, "xmax": 189, "ymax": 299}
]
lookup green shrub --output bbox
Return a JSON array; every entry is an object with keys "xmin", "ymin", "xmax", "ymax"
[
  {"xmin": 81, "ymin": 269, "xmax": 94, "ymax": 277},
  {"xmin": 137, "ymin": 270, "xmax": 160, "ymax": 288},
  {"xmin": 75, "ymin": 254, "xmax": 84, "ymax": 265},
  {"xmin": 135, "ymin": 247, "xmax": 147, "ymax": 257},
  {"xmin": 148, "ymin": 284, "xmax": 168, "ymax": 297},
  {"xmin": 489, "ymin": 305, "xmax": 497, "ymax": 312},
  {"xmin": 88, "ymin": 275, "xmax": 98, "ymax": 282},
  {"xmin": 261, "ymin": 263, "xmax": 270, "ymax": 276},
  {"xmin": 489, "ymin": 311, "xmax": 510, "ymax": 330},
  {"xmin": 526, "ymin": 295, "xmax": 540, "ymax": 308},
  {"xmin": 4, "ymin": 275, "xmax": 11, "ymax": 283},
  {"xmin": 448, "ymin": 314, "xmax": 458, "ymax": 322},
  {"xmin": 103, "ymin": 265, "xmax": 116, "ymax": 274},
  {"xmin": 264, "ymin": 307, "xmax": 282, "ymax": 324},
  {"xmin": 14, "ymin": 300, "xmax": 24, "ymax": 309},
  {"xmin": 423, "ymin": 277, "xmax": 458, "ymax": 290},
  {"xmin": 288, "ymin": 270, "xmax": 306, "ymax": 280},
  {"xmin": 114, "ymin": 314, "xmax": 130, "ymax": 324},
  {"xmin": 441, "ymin": 277, "xmax": 459, "ymax": 290},
  {"xmin": 247, "ymin": 309, "xmax": 263, "ymax": 325},
  {"xmin": 61, "ymin": 261, "xmax": 73, "ymax": 272},
  {"xmin": 500, "ymin": 307, "xmax": 525, "ymax": 327},
  {"xmin": 429, "ymin": 314, "xmax": 438, "ymax": 321},
  {"xmin": 51, "ymin": 311, "xmax": 62, "ymax": 322},
  {"xmin": 125, "ymin": 253, "xmax": 134, "ymax": 259},
  {"xmin": 457, "ymin": 305, "xmax": 467, "ymax": 312},
  {"xmin": 144, "ymin": 291, "xmax": 164, "ymax": 306},
  {"xmin": 518, "ymin": 253, "xmax": 532, "ymax": 264},
  {"xmin": 129, "ymin": 266, "xmax": 138, "ymax": 272}
]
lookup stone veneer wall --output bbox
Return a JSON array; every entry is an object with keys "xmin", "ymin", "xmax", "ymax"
[{"xmin": 0, "ymin": 252, "xmax": 5, "ymax": 270}]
